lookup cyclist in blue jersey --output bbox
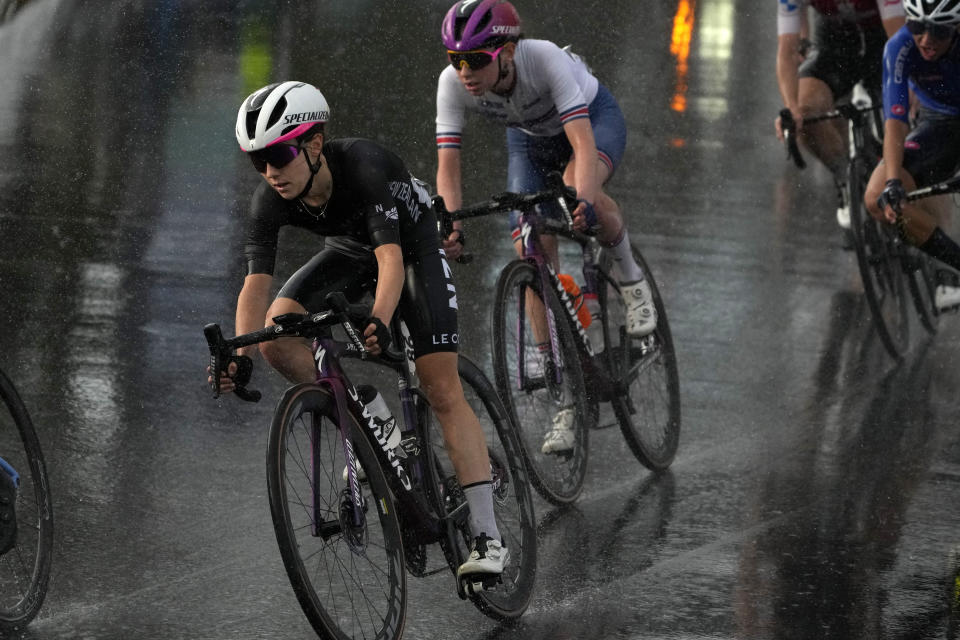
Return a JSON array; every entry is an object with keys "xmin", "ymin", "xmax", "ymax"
[
  {"xmin": 435, "ymin": 0, "xmax": 656, "ymax": 454},
  {"xmin": 210, "ymin": 81, "xmax": 508, "ymax": 583},
  {"xmin": 775, "ymin": 0, "xmax": 904, "ymax": 233},
  {"xmin": 864, "ymin": 0, "xmax": 960, "ymax": 311}
]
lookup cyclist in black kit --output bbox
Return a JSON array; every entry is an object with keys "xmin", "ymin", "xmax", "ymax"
[{"xmin": 209, "ymin": 81, "xmax": 507, "ymax": 583}]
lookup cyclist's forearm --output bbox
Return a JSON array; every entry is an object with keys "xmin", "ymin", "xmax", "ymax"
[
  {"xmin": 776, "ymin": 34, "xmax": 801, "ymax": 111},
  {"xmin": 883, "ymin": 118, "xmax": 909, "ymax": 182},
  {"xmin": 371, "ymin": 244, "xmax": 404, "ymax": 325},
  {"xmin": 563, "ymin": 119, "xmax": 599, "ymax": 203},
  {"xmin": 235, "ymin": 273, "xmax": 273, "ymax": 356},
  {"xmin": 436, "ymin": 148, "xmax": 463, "ymax": 214}
]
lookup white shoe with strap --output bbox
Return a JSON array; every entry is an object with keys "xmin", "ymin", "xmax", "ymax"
[{"xmin": 621, "ymin": 280, "xmax": 657, "ymax": 337}]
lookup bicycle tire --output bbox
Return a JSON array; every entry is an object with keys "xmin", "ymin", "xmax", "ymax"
[
  {"xmin": 598, "ymin": 244, "xmax": 681, "ymax": 470},
  {"xmin": 0, "ymin": 368, "xmax": 53, "ymax": 632},
  {"xmin": 423, "ymin": 356, "xmax": 536, "ymax": 620},
  {"xmin": 905, "ymin": 249, "xmax": 939, "ymax": 335},
  {"xmin": 492, "ymin": 259, "xmax": 590, "ymax": 506},
  {"xmin": 848, "ymin": 156, "xmax": 911, "ymax": 359},
  {"xmin": 267, "ymin": 383, "xmax": 406, "ymax": 640}
]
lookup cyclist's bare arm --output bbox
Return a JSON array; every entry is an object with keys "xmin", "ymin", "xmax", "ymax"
[
  {"xmin": 880, "ymin": 118, "xmax": 910, "ymax": 221},
  {"xmin": 436, "ymin": 146, "xmax": 465, "ymax": 258},
  {"xmin": 562, "ymin": 118, "xmax": 599, "ymax": 209},
  {"xmin": 776, "ymin": 31, "xmax": 803, "ymax": 140},
  {"xmin": 206, "ymin": 273, "xmax": 272, "ymax": 394},
  {"xmin": 366, "ymin": 243, "xmax": 404, "ymax": 354},
  {"xmin": 236, "ymin": 273, "xmax": 273, "ymax": 356}
]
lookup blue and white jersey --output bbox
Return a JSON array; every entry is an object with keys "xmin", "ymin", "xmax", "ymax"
[
  {"xmin": 882, "ymin": 28, "xmax": 960, "ymax": 122},
  {"xmin": 435, "ymin": 38, "xmax": 599, "ymax": 147}
]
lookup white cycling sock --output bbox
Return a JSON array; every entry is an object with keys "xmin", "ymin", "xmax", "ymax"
[
  {"xmin": 463, "ymin": 481, "xmax": 501, "ymax": 541},
  {"xmin": 605, "ymin": 228, "xmax": 644, "ymax": 283}
]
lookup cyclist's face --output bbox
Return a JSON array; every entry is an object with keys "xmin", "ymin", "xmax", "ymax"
[
  {"xmin": 912, "ymin": 28, "xmax": 956, "ymax": 61},
  {"xmin": 452, "ymin": 44, "xmax": 514, "ymax": 95},
  {"xmin": 260, "ymin": 136, "xmax": 322, "ymax": 199}
]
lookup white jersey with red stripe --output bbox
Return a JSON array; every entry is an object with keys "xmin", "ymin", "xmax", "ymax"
[
  {"xmin": 776, "ymin": 0, "xmax": 904, "ymax": 35},
  {"xmin": 436, "ymin": 38, "xmax": 599, "ymax": 148}
]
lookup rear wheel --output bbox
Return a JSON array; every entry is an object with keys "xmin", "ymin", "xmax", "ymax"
[
  {"xmin": 267, "ymin": 384, "xmax": 406, "ymax": 640},
  {"xmin": 598, "ymin": 244, "xmax": 681, "ymax": 470},
  {"xmin": 492, "ymin": 259, "xmax": 590, "ymax": 505},
  {"xmin": 424, "ymin": 357, "xmax": 536, "ymax": 620},
  {"xmin": 849, "ymin": 156, "xmax": 910, "ymax": 360},
  {"xmin": 0, "ymin": 368, "xmax": 53, "ymax": 632}
]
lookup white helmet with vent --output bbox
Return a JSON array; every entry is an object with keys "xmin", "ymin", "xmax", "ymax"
[{"xmin": 235, "ymin": 81, "xmax": 329, "ymax": 152}]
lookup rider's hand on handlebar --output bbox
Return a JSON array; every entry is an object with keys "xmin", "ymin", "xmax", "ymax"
[
  {"xmin": 775, "ymin": 107, "xmax": 803, "ymax": 143},
  {"xmin": 363, "ymin": 317, "xmax": 392, "ymax": 356},
  {"xmin": 206, "ymin": 354, "xmax": 253, "ymax": 395},
  {"xmin": 572, "ymin": 199, "xmax": 600, "ymax": 234},
  {"xmin": 442, "ymin": 224, "xmax": 465, "ymax": 261},
  {"xmin": 877, "ymin": 178, "xmax": 906, "ymax": 224}
]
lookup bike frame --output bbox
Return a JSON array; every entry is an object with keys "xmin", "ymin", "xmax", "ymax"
[{"xmin": 310, "ymin": 319, "xmax": 449, "ymax": 545}]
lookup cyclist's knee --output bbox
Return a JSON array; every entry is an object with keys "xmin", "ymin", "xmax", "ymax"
[{"xmin": 259, "ymin": 339, "xmax": 289, "ymax": 370}]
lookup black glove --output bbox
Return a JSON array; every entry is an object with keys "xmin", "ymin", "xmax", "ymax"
[
  {"xmin": 365, "ymin": 317, "xmax": 392, "ymax": 352},
  {"xmin": 877, "ymin": 178, "xmax": 906, "ymax": 213},
  {"xmin": 228, "ymin": 354, "xmax": 253, "ymax": 387}
]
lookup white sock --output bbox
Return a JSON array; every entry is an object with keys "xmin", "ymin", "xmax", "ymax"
[
  {"xmin": 605, "ymin": 228, "xmax": 644, "ymax": 284},
  {"xmin": 463, "ymin": 481, "xmax": 501, "ymax": 541}
]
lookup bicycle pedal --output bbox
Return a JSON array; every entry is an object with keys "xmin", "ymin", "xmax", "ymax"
[{"xmin": 457, "ymin": 573, "xmax": 502, "ymax": 598}]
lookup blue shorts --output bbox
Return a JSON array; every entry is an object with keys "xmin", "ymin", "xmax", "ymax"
[{"xmin": 505, "ymin": 83, "xmax": 626, "ymax": 231}]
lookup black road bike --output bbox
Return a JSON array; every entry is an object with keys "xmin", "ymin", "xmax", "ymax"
[
  {"xmin": 781, "ymin": 87, "xmax": 940, "ymax": 360},
  {"xmin": 204, "ymin": 293, "xmax": 536, "ymax": 639}
]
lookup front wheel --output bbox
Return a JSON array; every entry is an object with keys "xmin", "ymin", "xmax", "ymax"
[
  {"xmin": 849, "ymin": 156, "xmax": 910, "ymax": 359},
  {"xmin": 424, "ymin": 356, "xmax": 537, "ymax": 621},
  {"xmin": 598, "ymin": 243, "xmax": 681, "ymax": 470},
  {"xmin": 267, "ymin": 384, "xmax": 407, "ymax": 640},
  {"xmin": 0, "ymin": 369, "xmax": 53, "ymax": 632},
  {"xmin": 492, "ymin": 259, "xmax": 590, "ymax": 506}
]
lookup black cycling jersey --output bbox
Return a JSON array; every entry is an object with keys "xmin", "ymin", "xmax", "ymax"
[
  {"xmin": 244, "ymin": 137, "xmax": 439, "ymax": 275},
  {"xmin": 242, "ymin": 137, "xmax": 459, "ymax": 357},
  {"xmin": 799, "ymin": 15, "xmax": 887, "ymax": 100}
]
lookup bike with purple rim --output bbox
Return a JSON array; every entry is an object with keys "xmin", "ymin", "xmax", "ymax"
[
  {"xmin": 204, "ymin": 292, "xmax": 536, "ymax": 639},
  {"xmin": 438, "ymin": 174, "xmax": 681, "ymax": 506}
]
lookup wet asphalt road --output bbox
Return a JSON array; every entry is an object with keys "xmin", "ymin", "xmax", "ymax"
[{"xmin": 1, "ymin": 0, "xmax": 959, "ymax": 638}]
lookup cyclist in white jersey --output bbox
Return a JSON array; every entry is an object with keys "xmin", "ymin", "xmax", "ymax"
[
  {"xmin": 775, "ymin": 0, "xmax": 904, "ymax": 233},
  {"xmin": 435, "ymin": 0, "xmax": 656, "ymax": 455}
]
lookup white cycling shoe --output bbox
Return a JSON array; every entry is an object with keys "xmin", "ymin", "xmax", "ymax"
[
  {"xmin": 837, "ymin": 203, "xmax": 851, "ymax": 230},
  {"xmin": 541, "ymin": 407, "xmax": 576, "ymax": 454},
  {"xmin": 621, "ymin": 280, "xmax": 657, "ymax": 336},
  {"xmin": 935, "ymin": 284, "xmax": 960, "ymax": 312},
  {"xmin": 457, "ymin": 534, "xmax": 508, "ymax": 579}
]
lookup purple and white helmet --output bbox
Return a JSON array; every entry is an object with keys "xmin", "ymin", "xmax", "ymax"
[
  {"xmin": 903, "ymin": 0, "xmax": 960, "ymax": 24},
  {"xmin": 235, "ymin": 81, "xmax": 330, "ymax": 152},
  {"xmin": 441, "ymin": 0, "xmax": 522, "ymax": 52}
]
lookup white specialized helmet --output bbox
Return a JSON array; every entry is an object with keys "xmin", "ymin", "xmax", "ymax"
[
  {"xmin": 235, "ymin": 81, "xmax": 330, "ymax": 152},
  {"xmin": 903, "ymin": 0, "xmax": 960, "ymax": 24}
]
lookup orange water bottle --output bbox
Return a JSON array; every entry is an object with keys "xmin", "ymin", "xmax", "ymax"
[{"xmin": 557, "ymin": 273, "xmax": 592, "ymax": 329}]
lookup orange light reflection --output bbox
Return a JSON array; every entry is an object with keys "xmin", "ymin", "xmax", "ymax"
[{"xmin": 670, "ymin": 0, "xmax": 695, "ymax": 113}]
